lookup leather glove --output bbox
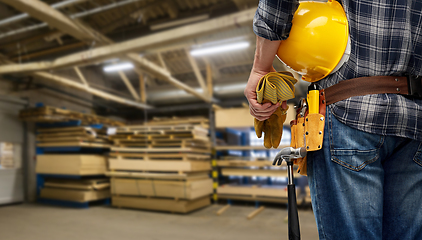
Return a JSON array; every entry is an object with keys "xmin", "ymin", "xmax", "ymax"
[
  {"xmin": 254, "ymin": 72, "xmax": 297, "ymax": 149},
  {"xmin": 255, "ymin": 105, "xmax": 289, "ymax": 148}
]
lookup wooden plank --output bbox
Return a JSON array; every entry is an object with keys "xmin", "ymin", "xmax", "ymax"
[
  {"xmin": 40, "ymin": 188, "xmax": 110, "ymax": 202},
  {"xmin": 217, "ymin": 185, "xmax": 291, "ymax": 198},
  {"xmin": 247, "ymin": 206, "xmax": 265, "ymax": 220},
  {"xmin": 109, "ymin": 152, "xmax": 210, "ymax": 160},
  {"xmin": 221, "ymin": 168, "xmax": 288, "ymax": 178},
  {"xmin": 36, "ymin": 154, "xmax": 107, "ymax": 175},
  {"xmin": 37, "ymin": 141, "xmax": 110, "ymax": 148},
  {"xmin": 218, "ymin": 194, "xmax": 288, "ymax": 204},
  {"xmin": 216, "ymin": 160, "xmax": 276, "ymax": 167},
  {"xmin": 215, "ymin": 145, "xmax": 288, "ymax": 151},
  {"xmin": 111, "ymin": 195, "xmax": 211, "ymax": 213},
  {"xmin": 216, "ymin": 204, "xmax": 230, "ymax": 216},
  {"xmin": 106, "ymin": 171, "xmax": 209, "ymax": 180},
  {"xmin": 110, "ymin": 146, "xmax": 211, "ymax": 154},
  {"xmin": 44, "ymin": 179, "xmax": 110, "ymax": 190},
  {"xmin": 108, "ymin": 159, "xmax": 211, "ymax": 172}
]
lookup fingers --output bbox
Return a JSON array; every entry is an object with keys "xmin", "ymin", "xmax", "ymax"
[
  {"xmin": 281, "ymin": 100, "xmax": 288, "ymax": 110},
  {"xmin": 249, "ymin": 101, "xmax": 279, "ymax": 121}
]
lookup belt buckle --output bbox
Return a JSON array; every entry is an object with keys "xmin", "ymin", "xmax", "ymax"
[{"xmin": 406, "ymin": 75, "xmax": 422, "ymax": 98}]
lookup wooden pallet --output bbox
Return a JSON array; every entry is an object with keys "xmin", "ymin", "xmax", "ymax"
[{"xmin": 112, "ymin": 195, "xmax": 211, "ymax": 213}]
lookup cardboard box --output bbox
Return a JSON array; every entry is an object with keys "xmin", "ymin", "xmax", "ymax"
[{"xmin": 111, "ymin": 178, "xmax": 212, "ymax": 200}]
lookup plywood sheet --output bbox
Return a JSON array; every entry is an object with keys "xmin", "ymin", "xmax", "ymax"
[
  {"xmin": 39, "ymin": 188, "xmax": 110, "ymax": 202},
  {"xmin": 111, "ymin": 178, "xmax": 212, "ymax": 200},
  {"xmin": 108, "ymin": 159, "xmax": 211, "ymax": 172},
  {"xmin": 36, "ymin": 154, "xmax": 107, "ymax": 175}
]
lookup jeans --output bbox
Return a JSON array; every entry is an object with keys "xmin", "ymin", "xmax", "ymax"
[{"xmin": 307, "ymin": 106, "xmax": 422, "ymax": 240}]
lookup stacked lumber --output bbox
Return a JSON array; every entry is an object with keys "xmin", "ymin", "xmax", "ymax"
[
  {"xmin": 19, "ymin": 105, "xmax": 124, "ymax": 126},
  {"xmin": 39, "ymin": 178, "xmax": 110, "ymax": 202},
  {"xmin": 215, "ymin": 156, "xmax": 308, "ymax": 204},
  {"xmin": 36, "ymin": 126, "xmax": 111, "ymax": 149},
  {"xmin": 108, "ymin": 119, "xmax": 212, "ymax": 213},
  {"xmin": 35, "ymin": 125, "xmax": 111, "ymax": 206}
]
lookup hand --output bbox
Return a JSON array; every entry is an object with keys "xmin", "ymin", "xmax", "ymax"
[{"xmin": 244, "ymin": 68, "xmax": 288, "ymax": 121}]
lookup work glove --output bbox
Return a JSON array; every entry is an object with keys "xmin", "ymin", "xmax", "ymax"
[{"xmin": 254, "ymin": 72, "xmax": 297, "ymax": 149}]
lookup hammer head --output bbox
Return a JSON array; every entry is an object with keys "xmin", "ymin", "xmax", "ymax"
[{"xmin": 272, "ymin": 147, "xmax": 307, "ymax": 166}]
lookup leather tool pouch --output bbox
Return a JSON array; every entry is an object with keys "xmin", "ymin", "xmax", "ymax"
[{"xmin": 292, "ymin": 90, "xmax": 326, "ymax": 176}]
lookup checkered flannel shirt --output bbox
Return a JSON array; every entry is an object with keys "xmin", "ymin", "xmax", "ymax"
[{"xmin": 254, "ymin": 0, "xmax": 422, "ymax": 141}]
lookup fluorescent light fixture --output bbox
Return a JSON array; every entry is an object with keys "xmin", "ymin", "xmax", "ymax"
[
  {"xmin": 103, "ymin": 62, "xmax": 134, "ymax": 72},
  {"xmin": 190, "ymin": 41, "xmax": 250, "ymax": 56}
]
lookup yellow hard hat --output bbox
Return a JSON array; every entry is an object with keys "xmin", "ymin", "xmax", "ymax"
[{"xmin": 277, "ymin": 0, "xmax": 350, "ymax": 82}]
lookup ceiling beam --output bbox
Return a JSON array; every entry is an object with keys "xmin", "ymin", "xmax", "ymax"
[
  {"xmin": 0, "ymin": 0, "xmax": 103, "ymax": 43},
  {"xmin": 1, "ymin": 0, "xmax": 213, "ymax": 103},
  {"xmin": 0, "ymin": 8, "xmax": 255, "ymax": 73},
  {"xmin": 185, "ymin": 49, "xmax": 207, "ymax": 95},
  {"xmin": 0, "ymin": 53, "xmax": 152, "ymax": 109},
  {"xmin": 73, "ymin": 66, "xmax": 88, "ymax": 86},
  {"xmin": 33, "ymin": 71, "xmax": 151, "ymax": 109}
]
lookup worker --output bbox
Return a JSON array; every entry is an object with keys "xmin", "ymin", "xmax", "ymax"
[{"xmin": 244, "ymin": 0, "xmax": 422, "ymax": 239}]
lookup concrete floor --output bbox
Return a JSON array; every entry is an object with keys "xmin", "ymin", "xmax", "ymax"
[{"xmin": 0, "ymin": 203, "xmax": 319, "ymax": 240}]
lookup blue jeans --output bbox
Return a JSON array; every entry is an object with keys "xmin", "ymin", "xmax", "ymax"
[{"xmin": 307, "ymin": 107, "xmax": 422, "ymax": 240}]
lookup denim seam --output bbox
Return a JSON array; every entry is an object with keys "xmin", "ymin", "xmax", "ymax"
[
  {"xmin": 331, "ymin": 155, "xmax": 379, "ymax": 171},
  {"xmin": 412, "ymin": 142, "xmax": 422, "ymax": 167}
]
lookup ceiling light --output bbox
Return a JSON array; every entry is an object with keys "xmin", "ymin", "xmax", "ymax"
[
  {"xmin": 190, "ymin": 41, "xmax": 250, "ymax": 56},
  {"xmin": 103, "ymin": 62, "xmax": 134, "ymax": 72}
]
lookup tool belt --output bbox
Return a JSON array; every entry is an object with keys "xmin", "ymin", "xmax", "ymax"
[{"xmin": 292, "ymin": 75, "xmax": 422, "ymax": 176}]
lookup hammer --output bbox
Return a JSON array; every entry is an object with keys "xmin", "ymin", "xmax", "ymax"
[{"xmin": 273, "ymin": 147, "xmax": 307, "ymax": 240}]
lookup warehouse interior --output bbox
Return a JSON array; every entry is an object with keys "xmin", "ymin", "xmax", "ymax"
[{"xmin": 0, "ymin": 0, "xmax": 318, "ymax": 239}]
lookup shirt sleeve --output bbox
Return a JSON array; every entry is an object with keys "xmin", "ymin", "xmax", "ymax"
[{"xmin": 253, "ymin": 0, "xmax": 299, "ymax": 41}]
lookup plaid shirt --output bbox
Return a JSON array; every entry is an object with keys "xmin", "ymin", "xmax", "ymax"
[{"xmin": 254, "ymin": 0, "xmax": 422, "ymax": 141}]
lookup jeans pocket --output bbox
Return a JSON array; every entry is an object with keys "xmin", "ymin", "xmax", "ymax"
[
  {"xmin": 413, "ymin": 143, "xmax": 422, "ymax": 167},
  {"xmin": 331, "ymin": 149, "xmax": 379, "ymax": 171},
  {"xmin": 328, "ymin": 108, "xmax": 381, "ymax": 172}
]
